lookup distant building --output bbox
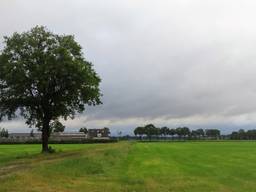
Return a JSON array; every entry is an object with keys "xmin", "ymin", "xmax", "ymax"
[
  {"xmin": 9, "ymin": 133, "xmax": 41, "ymax": 139},
  {"xmin": 51, "ymin": 132, "xmax": 87, "ymax": 140},
  {"xmin": 5, "ymin": 128, "xmax": 110, "ymax": 142},
  {"xmin": 88, "ymin": 128, "xmax": 110, "ymax": 139}
]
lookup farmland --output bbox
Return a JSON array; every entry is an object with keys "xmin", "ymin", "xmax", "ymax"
[{"xmin": 0, "ymin": 141, "xmax": 256, "ymax": 192}]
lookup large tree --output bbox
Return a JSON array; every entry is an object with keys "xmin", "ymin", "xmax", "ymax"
[{"xmin": 0, "ymin": 26, "xmax": 102, "ymax": 152}]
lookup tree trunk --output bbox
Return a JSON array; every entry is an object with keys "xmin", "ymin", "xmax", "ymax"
[{"xmin": 42, "ymin": 118, "xmax": 50, "ymax": 153}]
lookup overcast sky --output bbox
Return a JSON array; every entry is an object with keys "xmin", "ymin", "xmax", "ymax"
[{"xmin": 1, "ymin": 0, "xmax": 256, "ymax": 134}]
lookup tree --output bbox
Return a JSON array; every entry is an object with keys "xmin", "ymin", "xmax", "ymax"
[
  {"xmin": 182, "ymin": 127, "xmax": 191, "ymax": 138},
  {"xmin": 168, "ymin": 128, "xmax": 176, "ymax": 139},
  {"xmin": 196, "ymin": 129, "xmax": 205, "ymax": 139},
  {"xmin": 144, "ymin": 124, "xmax": 157, "ymax": 140},
  {"xmin": 51, "ymin": 120, "xmax": 65, "ymax": 133},
  {"xmin": 238, "ymin": 129, "xmax": 246, "ymax": 140},
  {"xmin": 79, "ymin": 127, "xmax": 88, "ymax": 134},
  {"xmin": 30, "ymin": 129, "xmax": 34, "ymax": 137},
  {"xmin": 246, "ymin": 129, "xmax": 256, "ymax": 140},
  {"xmin": 117, "ymin": 131, "xmax": 122, "ymax": 140},
  {"xmin": 230, "ymin": 131, "xmax": 239, "ymax": 140},
  {"xmin": 175, "ymin": 127, "xmax": 183, "ymax": 139},
  {"xmin": 175, "ymin": 127, "xmax": 190, "ymax": 139},
  {"xmin": 134, "ymin": 126, "xmax": 144, "ymax": 140},
  {"xmin": 0, "ymin": 26, "xmax": 101, "ymax": 152},
  {"xmin": 191, "ymin": 130, "xmax": 198, "ymax": 139},
  {"xmin": 0, "ymin": 127, "xmax": 8, "ymax": 138},
  {"xmin": 191, "ymin": 129, "xmax": 205, "ymax": 139},
  {"xmin": 103, "ymin": 127, "xmax": 110, "ymax": 135},
  {"xmin": 205, "ymin": 129, "xmax": 220, "ymax": 139},
  {"xmin": 160, "ymin": 126, "xmax": 169, "ymax": 138},
  {"xmin": 134, "ymin": 127, "xmax": 139, "ymax": 136},
  {"xmin": 154, "ymin": 126, "xmax": 161, "ymax": 138}
]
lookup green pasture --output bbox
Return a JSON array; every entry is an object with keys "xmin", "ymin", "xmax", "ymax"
[{"xmin": 0, "ymin": 141, "xmax": 256, "ymax": 192}]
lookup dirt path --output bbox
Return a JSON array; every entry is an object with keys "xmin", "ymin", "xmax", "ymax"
[
  {"xmin": 0, "ymin": 142, "xmax": 127, "ymax": 179},
  {"xmin": 0, "ymin": 149, "xmax": 85, "ymax": 178}
]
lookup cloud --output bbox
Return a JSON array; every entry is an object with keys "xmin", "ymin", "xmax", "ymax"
[{"xmin": 1, "ymin": 0, "xmax": 256, "ymax": 133}]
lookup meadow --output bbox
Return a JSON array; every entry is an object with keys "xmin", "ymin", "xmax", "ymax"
[{"xmin": 0, "ymin": 141, "xmax": 256, "ymax": 192}]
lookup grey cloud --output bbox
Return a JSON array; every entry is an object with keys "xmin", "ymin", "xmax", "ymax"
[{"xmin": 1, "ymin": 0, "xmax": 256, "ymax": 133}]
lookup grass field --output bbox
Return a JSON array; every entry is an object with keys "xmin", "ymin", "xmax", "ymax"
[{"xmin": 0, "ymin": 141, "xmax": 256, "ymax": 192}]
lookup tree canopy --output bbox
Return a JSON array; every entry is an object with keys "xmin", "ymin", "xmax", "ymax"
[{"xmin": 0, "ymin": 26, "xmax": 102, "ymax": 152}]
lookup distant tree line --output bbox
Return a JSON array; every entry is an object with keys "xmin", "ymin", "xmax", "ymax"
[
  {"xmin": 230, "ymin": 129, "xmax": 256, "ymax": 140},
  {"xmin": 134, "ymin": 124, "xmax": 221, "ymax": 140},
  {"xmin": 3, "ymin": 124, "xmax": 256, "ymax": 141}
]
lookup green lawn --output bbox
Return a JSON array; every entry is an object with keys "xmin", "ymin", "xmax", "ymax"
[{"xmin": 0, "ymin": 141, "xmax": 256, "ymax": 192}]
